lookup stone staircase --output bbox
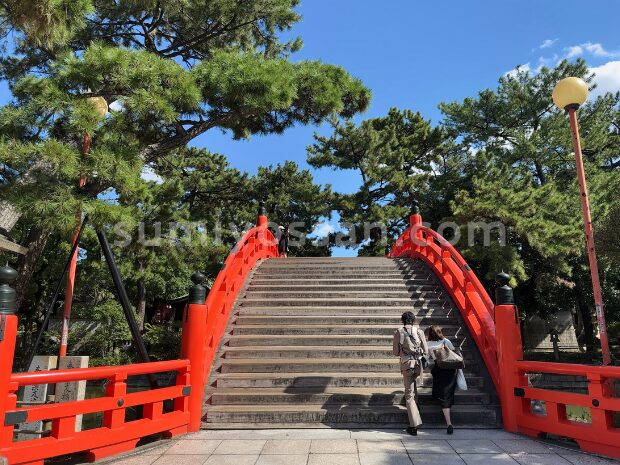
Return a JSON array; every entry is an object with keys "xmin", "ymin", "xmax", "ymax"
[{"xmin": 203, "ymin": 257, "xmax": 501, "ymax": 428}]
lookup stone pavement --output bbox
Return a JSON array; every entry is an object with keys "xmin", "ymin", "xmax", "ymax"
[{"xmin": 100, "ymin": 429, "xmax": 618, "ymax": 465}]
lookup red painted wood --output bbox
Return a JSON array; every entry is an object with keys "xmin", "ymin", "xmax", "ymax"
[
  {"xmin": 389, "ymin": 223, "xmax": 499, "ymax": 390},
  {"xmin": 0, "ymin": 215, "xmax": 280, "ymax": 465}
]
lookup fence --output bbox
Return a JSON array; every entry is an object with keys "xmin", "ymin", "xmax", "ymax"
[
  {"xmin": 389, "ymin": 209, "xmax": 499, "ymax": 390},
  {"xmin": 0, "ymin": 207, "xmax": 279, "ymax": 465},
  {"xmin": 389, "ymin": 204, "xmax": 620, "ymax": 458},
  {"xmin": 496, "ymin": 300, "xmax": 620, "ymax": 459}
]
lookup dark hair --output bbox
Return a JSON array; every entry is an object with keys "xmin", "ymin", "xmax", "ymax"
[
  {"xmin": 427, "ymin": 325, "xmax": 444, "ymax": 341},
  {"xmin": 401, "ymin": 311, "xmax": 416, "ymax": 326}
]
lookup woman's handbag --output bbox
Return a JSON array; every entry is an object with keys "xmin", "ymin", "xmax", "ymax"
[
  {"xmin": 456, "ymin": 369, "xmax": 468, "ymax": 391},
  {"xmin": 433, "ymin": 342, "xmax": 465, "ymax": 370}
]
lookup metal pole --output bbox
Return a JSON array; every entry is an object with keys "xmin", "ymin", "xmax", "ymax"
[
  {"xmin": 567, "ymin": 107, "xmax": 611, "ymax": 365},
  {"xmin": 24, "ymin": 215, "xmax": 89, "ymax": 371},
  {"xmin": 96, "ymin": 229, "xmax": 153, "ymax": 365},
  {"xmin": 59, "ymin": 133, "xmax": 91, "ymax": 357}
]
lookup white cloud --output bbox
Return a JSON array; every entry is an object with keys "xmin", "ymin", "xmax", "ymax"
[
  {"xmin": 583, "ymin": 42, "xmax": 619, "ymax": 57},
  {"xmin": 565, "ymin": 42, "xmax": 620, "ymax": 59},
  {"xmin": 590, "ymin": 61, "xmax": 620, "ymax": 97},
  {"xmin": 141, "ymin": 166, "xmax": 163, "ymax": 184},
  {"xmin": 311, "ymin": 222, "xmax": 336, "ymax": 238},
  {"xmin": 539, "ymin": 39, "xmax": 557, "ymax": 49},
  {"xmin": 566, "ymin": 45, "xmax": 583, "ymax": 58},
  {"xmin": 504, "ymin": 63, "xmax": 531, "ymax": 78}
]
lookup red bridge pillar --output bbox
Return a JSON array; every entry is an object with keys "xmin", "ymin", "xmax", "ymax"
[
  {"xmin": 409, "ymin": 200, "xmax": 424, "ymax": 249},
  {"xmin": 257, "ymin": 200, "xmax": 268, "ymax": 227},
  {"xmin": 495, "ymin": 272, "xmax": 525, "ymax": 433},
  {"xmin": 181, "ymin": 272, "xmax": 208, "ymax": 432},
  {"xmin": 0, "ymin": 265, "xmax": 18, "ymax": 448}
]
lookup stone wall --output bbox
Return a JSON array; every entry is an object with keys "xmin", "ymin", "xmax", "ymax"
[
  {"xmin": 523, "ymin": 310, "xmax": 579, "ymax": 352},
  {"xmin": 528, "ymin": 372, "xmax": 588, "ymax": 394}
]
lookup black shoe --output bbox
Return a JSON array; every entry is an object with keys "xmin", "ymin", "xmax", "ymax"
[
  {"xmin": 407, "ymin": 427, "xmax": 417, "ymax": 436},
  {"xmin": 447, "ymin": 425, "xmax": 454, "ymax": 435}
]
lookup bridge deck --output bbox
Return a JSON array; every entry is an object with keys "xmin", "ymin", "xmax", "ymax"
[{"xmin": 101, "ymin": 428, "xmax": 616, "ymax": 465}]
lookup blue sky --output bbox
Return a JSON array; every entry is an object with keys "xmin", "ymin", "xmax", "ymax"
[
  {"xmin": 193, "ymin": 0, "xmax": 620, "ymax": 255},
  {"xmin": 2, "ymin": 1, "xmax": 619, "ymax": 256},
  {"xmin": 195, "ymin": 0, "xmax": 620, "ymax": 192}
]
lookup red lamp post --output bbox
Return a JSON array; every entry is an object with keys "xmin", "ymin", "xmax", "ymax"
[{"xmin": 552, "ymin": 77, "xmax": 611, "ymax": 365}]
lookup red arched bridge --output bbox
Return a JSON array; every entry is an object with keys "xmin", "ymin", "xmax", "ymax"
[{"xmin": 1, "ymin": 206, "xmax": 619, "ymax": 464}]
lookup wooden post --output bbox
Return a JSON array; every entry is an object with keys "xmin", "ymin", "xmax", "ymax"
[
  {"xmin": 0, "ymin": 265, "xmax": 18, "ymax": 449},
  {"xmin": 181, "ymin": 272, "xmax": 208, "ymax": 431},
  {"xmin": 409, "ymin": 200, "xmax": 424, "ymax": 249},
  {"xmin": 257, "ymin": 200, "xmax": 268, "ymax": 227},
  {"xmin": 494, "ymin": 272, "xmax": 524, "ymax": 433}
]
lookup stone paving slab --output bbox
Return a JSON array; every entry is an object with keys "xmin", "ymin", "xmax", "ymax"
[
  {"xmin": 99, "ymin": 429, "xmax": 619, "ymax": 465},
  {"xmin": 360, "ymin": 453, "xmax": 411, "ymax": 465}
]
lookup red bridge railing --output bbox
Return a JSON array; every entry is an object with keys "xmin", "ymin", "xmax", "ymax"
[
  {"xmin": 389, "ymin": 205, "xmax": 620, "ymax": 459},
  {"xmin": 496, "ymin": 301, "xmax": 620, "ymax": 459},
  {"xmin": 388, "ymin": 210, "xmax": 499, "ymax": 391},
  {"xmin": 0, "ymin": 206, "xmax": 279, "ymax": 465},
  {"xmin": 190, "ymin": 210, "xmax": 280, "ymax": 426},
  {"xmin": 2, "ymin": 361, "xmax": 191, "ymax": 464}
]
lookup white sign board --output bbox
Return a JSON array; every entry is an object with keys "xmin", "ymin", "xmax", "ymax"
[
  {"xmin": 56, "ymin": 356, "xmax": 89, "ymax": 431},
  {"xmin": 17, "ymin": 356, "xmax": 58, "ymax": 440}
]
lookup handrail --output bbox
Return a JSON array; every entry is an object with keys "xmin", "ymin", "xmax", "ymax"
[
  {"xmin": 517, "ymin": 361, "xmax": 620, "ymax": 378},
  {"xmin": 495, "ymin": 300, "xmax": 620, "ymax": 459},
  {"xmin": 10, "ymin": 359, "xmax": 189, "ymax": 386},
  {"xmin": 1, "ymin": 359, "xmax": 191, "ymax": 465},
  {"xmin": 513, "ymin": 361, "xmax": 620, "ymax": 458},
  {"xmin": 0, "ymin": 208, "xmax": 280, "ymax": 465},
  {"xmin": 198, "ymin": 216, "xmax": 280, "ymax": 407},
  {"xmin": 421, "ymin": 228, "xmax": 495, "ymax": 312},
  {"xmin": 389, "ymin": 221, "xmax": 499, "ymax": 391}
]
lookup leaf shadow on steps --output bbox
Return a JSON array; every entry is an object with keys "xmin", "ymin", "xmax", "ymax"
[{"xmin": 283, "ymin": 377, "xmax": 405, "ymax": 426}]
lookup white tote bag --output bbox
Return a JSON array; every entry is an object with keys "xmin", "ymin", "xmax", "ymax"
[{"xmin": 456, "ymin": 369, "xmax": 468, "ymax": 391}]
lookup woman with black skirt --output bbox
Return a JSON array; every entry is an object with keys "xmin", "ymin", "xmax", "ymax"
[{"xmin": 426, "ymin": 325, "xmax": 457, "ymax": 434}]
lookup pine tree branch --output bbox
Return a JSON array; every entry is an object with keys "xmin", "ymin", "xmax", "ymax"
[{"xmin": 139, "ymin": 118, "xmax": 224, "ymax": 161}]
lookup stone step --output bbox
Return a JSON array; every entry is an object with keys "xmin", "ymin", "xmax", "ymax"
[
  {"xmin": 213, "ymin": 372, "xmax": 485, "ymax": 389},
  {"xmin": 258, "ymin": 263, "xmax": 404, "ymax": 268},
  {"xmin": 247, "ymin": 285, "xmax": 440, "ymax": 293},
  {"xmin": 207, "ymin": 387, "xmax": 493, "ymax": 406},
  {"xmin": 243, "ymin": 291, "xmax": 442, "ymax": 300},
  {"xmin": 236, "ymin": 306, "xmax": 456, "ymax": 316},
  {"xmin": 224, "ymin": 334, "xmax": 470, "ymax": 347},
  {"xmin": 249, "ymin": 278, "xmax": 437, "ymax": 286},
  {"xmin": 230, "ymin": 324, "xmax": 465, "ymax": 337},
  {"xmin": 204, "ymin": 404, "xmax": 500, "ymax": 426},
  {"xmin": 204, "ymin": 257, "xmax": 499, "ymax": 429},
  {"xmin": 222, "ymin": 346, "xmax": 476, "ymax": 360},
  {"xmin": 234, "ymin": 315, "xmax": 460, "ymax": 326},
  {"xmin": 218, "ymin": 358, "xmax": 478, "ymax": 374},
  {"xmin": 240, "ymin": 298, "xmax": 445, "ymax": 307},
  {"xmin": 258, "ymin": 261, "xmax": 422, "ymax": 268},
  {"xmin": 219, "ymin": 358, "xmax": 402, "ymax": 373},
  {"xmin": 253, "ymin": 271, "xmax": 432, "ymax": 278},
  {"xmin": 255, "ymin": 266, "xmax": 429, "ymax": 273}
]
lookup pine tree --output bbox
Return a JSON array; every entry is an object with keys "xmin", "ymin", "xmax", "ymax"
[
  {"xmin": 0, "ymin": 1, "xmax": 370, "ymax": 306},
  {"xmin": 307, "ymin": 109, "xmax": 450, "ymax": 255},
  {"xmin": 439, "ymin": 59, "xmax": 620, "ymax": 349}
]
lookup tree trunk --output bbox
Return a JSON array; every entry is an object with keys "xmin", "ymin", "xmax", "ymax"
[
  {"xmin": 15, "ymin": 226, "xmax": 52, "ymax": 309},
  {"xmin": 136, "ymin": 278, "xmax": 147, "ymax": 330},
  {"xmin": 574, "ymin": 276, "xmax": 595, "ymax": 352}
]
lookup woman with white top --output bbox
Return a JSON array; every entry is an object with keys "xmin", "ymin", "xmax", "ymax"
[{"xmin": 426, "ymin": 325, "xmax": 457, "ymax": 434}]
